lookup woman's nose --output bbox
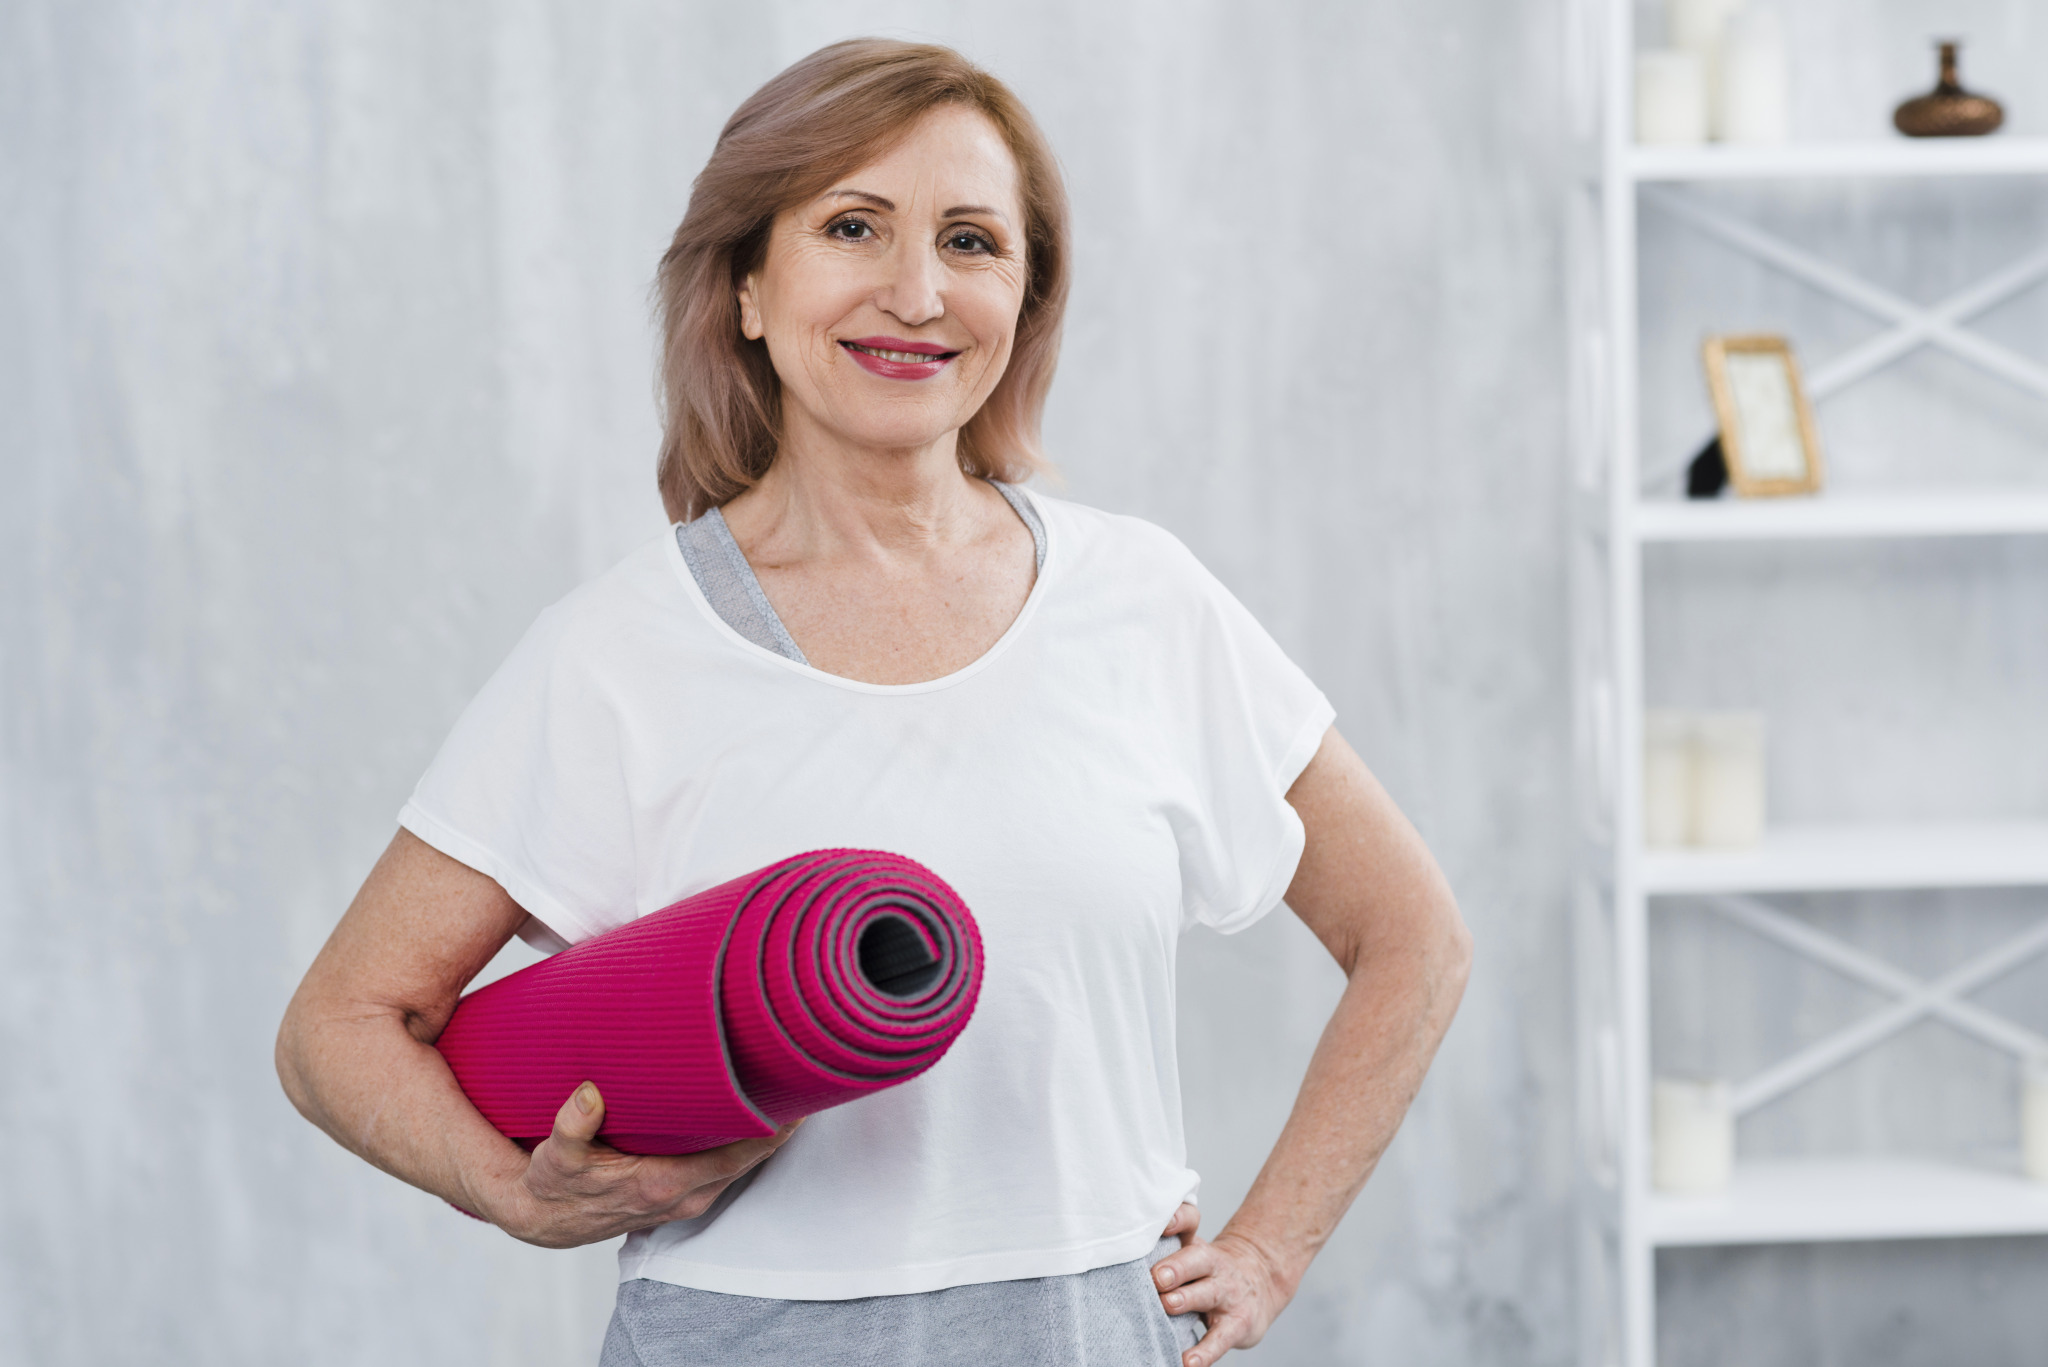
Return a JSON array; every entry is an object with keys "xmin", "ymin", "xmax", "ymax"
[{"xmin": 875, "ymin": 240, "xmax": 944, "ymax": 327}]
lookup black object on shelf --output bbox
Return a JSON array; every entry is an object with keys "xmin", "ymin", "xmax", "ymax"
[{"xmin": 1687, "ymin": 437, "xmax": 1729, "ymax": 499}]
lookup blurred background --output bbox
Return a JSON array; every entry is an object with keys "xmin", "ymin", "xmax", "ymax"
[{"xmin": 3, "ymin": 2, "xmax": 2045, "ymax": 1364}]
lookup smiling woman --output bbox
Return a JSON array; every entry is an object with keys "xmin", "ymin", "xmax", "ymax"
[
  {"xmin": 653, "ymin": 44, "xmax": 1067, "ymax": 520},
  {"xmin": 274, "ymin": 37, "xmax": 1470, "ymax": 1367}
]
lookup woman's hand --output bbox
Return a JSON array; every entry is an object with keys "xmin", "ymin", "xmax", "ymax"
[
  {"xmin": 1151, "ymin": 1205, "xmax": 1292, "ymax": 1367},
  {"xmin": 278, "ymin": 833, "xmax": 809, "ymax": 1253},
  {"xmin": 487, "ymin": 1081, "xmax": 802, "ymax": 1249}
]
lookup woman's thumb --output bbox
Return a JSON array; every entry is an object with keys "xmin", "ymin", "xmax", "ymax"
[{"xmin": 551, "ymin": 1081, "xmax": 606, "ymax": 1150}]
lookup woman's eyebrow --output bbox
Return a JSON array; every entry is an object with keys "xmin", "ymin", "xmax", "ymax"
[
  {"xmin": 826, "ymin": 189, "xmax": 894, "ymax": 209},
  {"xmin": 822, "ymin": 189, "xmax": 1009, "ymax": 224}
]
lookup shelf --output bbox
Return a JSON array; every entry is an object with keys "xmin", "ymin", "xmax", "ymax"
[
  {"xmin": 1633, "ymin": 490, "xmax": 2048, "ymax": 542},
  {"xmin": 1641, "ymin": 821, "xmax": 2048, "ymax": 895},
  {"xmin": 1648, "ymin": 1157, "xmax": 2048, "ymax": 1247},
  {"xmin": 1625, "ymin": 138, "xmax": 2048, "ymax": 183}
]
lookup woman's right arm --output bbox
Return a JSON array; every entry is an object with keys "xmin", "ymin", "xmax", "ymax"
[{"xmin": 275, "ymin": 829, "xmax": 798, "ymax": 1248}]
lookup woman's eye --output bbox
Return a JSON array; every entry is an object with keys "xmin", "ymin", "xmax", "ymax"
[
  {"xmin": 828, "ymin": 219, "xmax": 873, "ymax": 241},
  {"xmin": 946, "ymin": 231, "xmax": 994, "ymax": 254}
]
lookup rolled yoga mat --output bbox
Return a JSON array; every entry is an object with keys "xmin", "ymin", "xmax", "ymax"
[{"xmin": 437, "ymin": 849, "xmax": 984, "ymax": 1154}]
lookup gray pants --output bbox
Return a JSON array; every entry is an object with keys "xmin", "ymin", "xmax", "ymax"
[{"xmin": 599, "ymin": 1238, "xmax": 1205, "ymax": 1366}]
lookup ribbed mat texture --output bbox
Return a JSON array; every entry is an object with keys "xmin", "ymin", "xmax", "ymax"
[{"xmin": 437, "ymin": 849, "xmax": 984, "ymax": 1153}]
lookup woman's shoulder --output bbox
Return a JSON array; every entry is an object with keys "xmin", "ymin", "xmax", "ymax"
[
  {"xmin": 1027, "ymin": 491, "xmax": 1229, "ymax": 606},
  {"xmin": 1026, "ymin": 491, "xmax": 1205, "ymax": 576},
  {"xmin": 502, "ymin": 529, "xmax": 697, "ymax": 678}
]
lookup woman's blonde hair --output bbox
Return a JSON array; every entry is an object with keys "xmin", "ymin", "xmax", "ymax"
[{"xmin": 654, "ymin": 39, "xmax": 1070, "ymax": 520}]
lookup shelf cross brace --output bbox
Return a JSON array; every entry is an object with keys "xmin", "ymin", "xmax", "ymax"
[
  {"xmin": 1642, "ymin": 188, "xmax": 2048, "ymax": 403},
  {"xmin": 1703, "ymin": 893, "xmax": 2048, "ymax": 1116}
]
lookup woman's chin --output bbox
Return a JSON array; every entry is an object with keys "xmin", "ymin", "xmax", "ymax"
[{"xmin": 813, "ymin": 411, "xmax": 976, "ymax": 457}]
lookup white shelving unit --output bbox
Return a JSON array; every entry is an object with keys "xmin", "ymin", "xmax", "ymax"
[
  {"xmin": 1626, "ymin": 137, "xmax": 2048, "ymax": 183},
  {"xmin": 1633, "ymin": 490, "xmax": 2048, "ymax": 542},
  {"xmin": 1567, "ymin": 4, "xmax": 2048, "ymax": 1364},
  {"xmin": 1647, "ymin": 1158, "xmax": 2048, "ymax": 1247},
  {"xmin": 1640, "ymin": 821, "xmax": 2048, "ymax": 895}
]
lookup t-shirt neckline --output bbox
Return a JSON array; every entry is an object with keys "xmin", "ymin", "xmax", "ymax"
[{"xmin": 661, "ymin": 483, "xmax": 1057, "ymax": 697}]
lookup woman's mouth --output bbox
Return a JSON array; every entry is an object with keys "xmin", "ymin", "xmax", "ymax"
[{"xmin": 840, "ymin": 337, "xmax": 960, "ymax": 380}]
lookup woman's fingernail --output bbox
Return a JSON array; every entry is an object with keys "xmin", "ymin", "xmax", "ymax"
[
  {"xmin": 574, "ymin": 1083, "xmax": 597, "ymax": 1114},
  {"xmin": 1155, "ymin": 1267, "xmax": 1175, "ymax": 1288},
  {"xmin": 1165, "ymin": 1292, "xmax": 1183, "ymax": 1310}
]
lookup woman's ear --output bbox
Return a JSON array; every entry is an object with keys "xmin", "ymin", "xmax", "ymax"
[{"xmin": 737, "ymin": 274, "xmax": 764, "ymax": 341}]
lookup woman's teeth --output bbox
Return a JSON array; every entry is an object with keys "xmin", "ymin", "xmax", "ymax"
[{"xmin": 846, "ymin": 342, "xmax": 953, "ymax": 363}]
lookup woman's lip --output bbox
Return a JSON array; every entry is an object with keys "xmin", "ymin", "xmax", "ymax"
[
  {"xmin": 845, "ymin": 335, "xmax": 956, "ymax": 357},
  {"xmin": 840, "ymin": 339, "xmax": 959, "ymax": 380}
]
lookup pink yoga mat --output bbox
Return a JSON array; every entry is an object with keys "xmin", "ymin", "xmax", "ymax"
[{"xmin": 437, "ymin": 849, "xmax": 983, "ymax": 1154}]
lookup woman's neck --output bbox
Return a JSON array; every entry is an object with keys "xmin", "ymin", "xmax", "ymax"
[{"xmin": 720, "ymin": 420, "xmax": 993, "ymax": 569}]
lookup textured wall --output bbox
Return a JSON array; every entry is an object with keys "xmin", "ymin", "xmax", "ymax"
[{"xmin": 28, "ymin": 1, "xmax": 2043, "ymax": 1365}]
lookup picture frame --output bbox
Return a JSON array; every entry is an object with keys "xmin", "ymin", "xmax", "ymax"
[{"xmin": 1701, "ymin": 334, "xmax": 1826, "ymax": 497}]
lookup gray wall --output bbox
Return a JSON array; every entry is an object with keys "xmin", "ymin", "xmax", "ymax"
[{"xmin": 3, "ymin": 2, "xmax": 2039, "ymax": 1365}]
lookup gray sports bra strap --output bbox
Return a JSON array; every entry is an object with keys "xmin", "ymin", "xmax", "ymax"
[
  {"xmin": 993, "ymin": 482, "xmax": 1047, "ymax": 571},
  {"xmin": 675, "ymin": 507, "xmax": 810, "ymax": 664}
]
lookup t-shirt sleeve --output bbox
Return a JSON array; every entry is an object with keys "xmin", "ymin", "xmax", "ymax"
[
  {"xmin": 397, "ymin": 601, "xmax": 637, "ymax": 951},
  {"xmin": 1163, "ymin": 541, "xmax": 1337, "ymax": 935}
]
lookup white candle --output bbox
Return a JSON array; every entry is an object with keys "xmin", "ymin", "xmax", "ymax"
[
  {"xmin": 1636, "ymin": 51, "xmax": 1709, "ymax": 146},
  {"xmin": 1644, "ymin": 710, "xmax": 1695, "ymax": 849},
  {"xmin": 1719, "ymin": 8, "xmax": 1789, "ymax": 144},
  {"xmin": 1666, "ymin": 0, "xmax": 1743, "ymax": 57},
  {"xmin": 1692, "ymin": 711, "xmax": 1765, "ymax": 848},
  {"xmin": 2025, "ymin": 1058, "xmax": 2048, "ymax": 1183},
  {"xmin": 1666, "ymin": 0, "xmax": 1743, "ymax": 136},
  {"xmin": 1653, "ymin": 1075, "xmax": 1734, "ymax": 1193}
]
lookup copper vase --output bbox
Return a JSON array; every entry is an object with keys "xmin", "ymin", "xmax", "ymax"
[{"xmin": 1893, "ymin": 41, "xmax": 2003, "ymax": 138}]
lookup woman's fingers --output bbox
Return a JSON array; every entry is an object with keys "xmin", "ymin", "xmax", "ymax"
[
  {"xmin": 1160, "ymin": 1202, "xmax": 1200, "ymax": 1244},
  {"xmin": 506, "ymin": 1101, "xmax": 806, "ymax": 1243},
  {"xmin": 1183, "ymin": 1312, "xmax": 1250, "ymax": 1367},
  {"xmin": 1152, "ymin": 1236, "xmax": 1215, "ymax": 1295},
  {"xmin": 1159, "ymin": 1274, "xmax": 1228, "ymax": 1316},
  {"xmin": 1158, "ymin": 1232, "xmax": 1284, "ymax": 1365},
  {"xmin": 630, "ymin": 1120, "xmax": 804, "ymax": 1215},
  {"xmin": 1154, "ymin": 1237, "xmax": 1230, "ymax": 1316},
  {"xmin": 729, "ymin": 1117, "xmax": 805, "ymax": 1169},
  {"xmin": 691, "ymin": 1118, "xmax": 804, "ymax": 1185},
  {"xmin": 542, "ymin": 1082, "xmax": 788, "ymax": 1182},
  {"xmin": 548, "ymin": 1081, "xmax": 606, "ymax": 1157}
]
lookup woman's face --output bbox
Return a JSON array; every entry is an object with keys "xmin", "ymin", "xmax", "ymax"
[{"xmin": 738, "ymin": 104, "xmax": 1029, "ymax": 457}]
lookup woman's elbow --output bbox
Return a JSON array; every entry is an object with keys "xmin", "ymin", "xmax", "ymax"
[
  {"xmin": 273, "ymin": 991, "xmax": 321, "ymax": 1122},
  {"xmin": 1437, "ymin": 900, "xmax": 1474, "ymax": 998}
]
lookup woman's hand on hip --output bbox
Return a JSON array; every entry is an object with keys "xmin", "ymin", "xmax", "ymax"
[
  {"xmin": 1152, "ymin": 1208, "xmax": 1293, "ymax": 1367},
  {"xmin": 486, "ymin": 1081, "xmax": 800, "ymax": 1248}
]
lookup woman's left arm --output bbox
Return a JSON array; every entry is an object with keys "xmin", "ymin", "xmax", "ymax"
[{"xmin": 1150, "ymin": 726, "xmax": 1473, "ymax": 1366}]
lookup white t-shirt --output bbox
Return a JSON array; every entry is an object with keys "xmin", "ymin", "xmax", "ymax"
[{"xmin": 399, "ymin": 489, "xmax": 1334, "ymax": 1299}]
